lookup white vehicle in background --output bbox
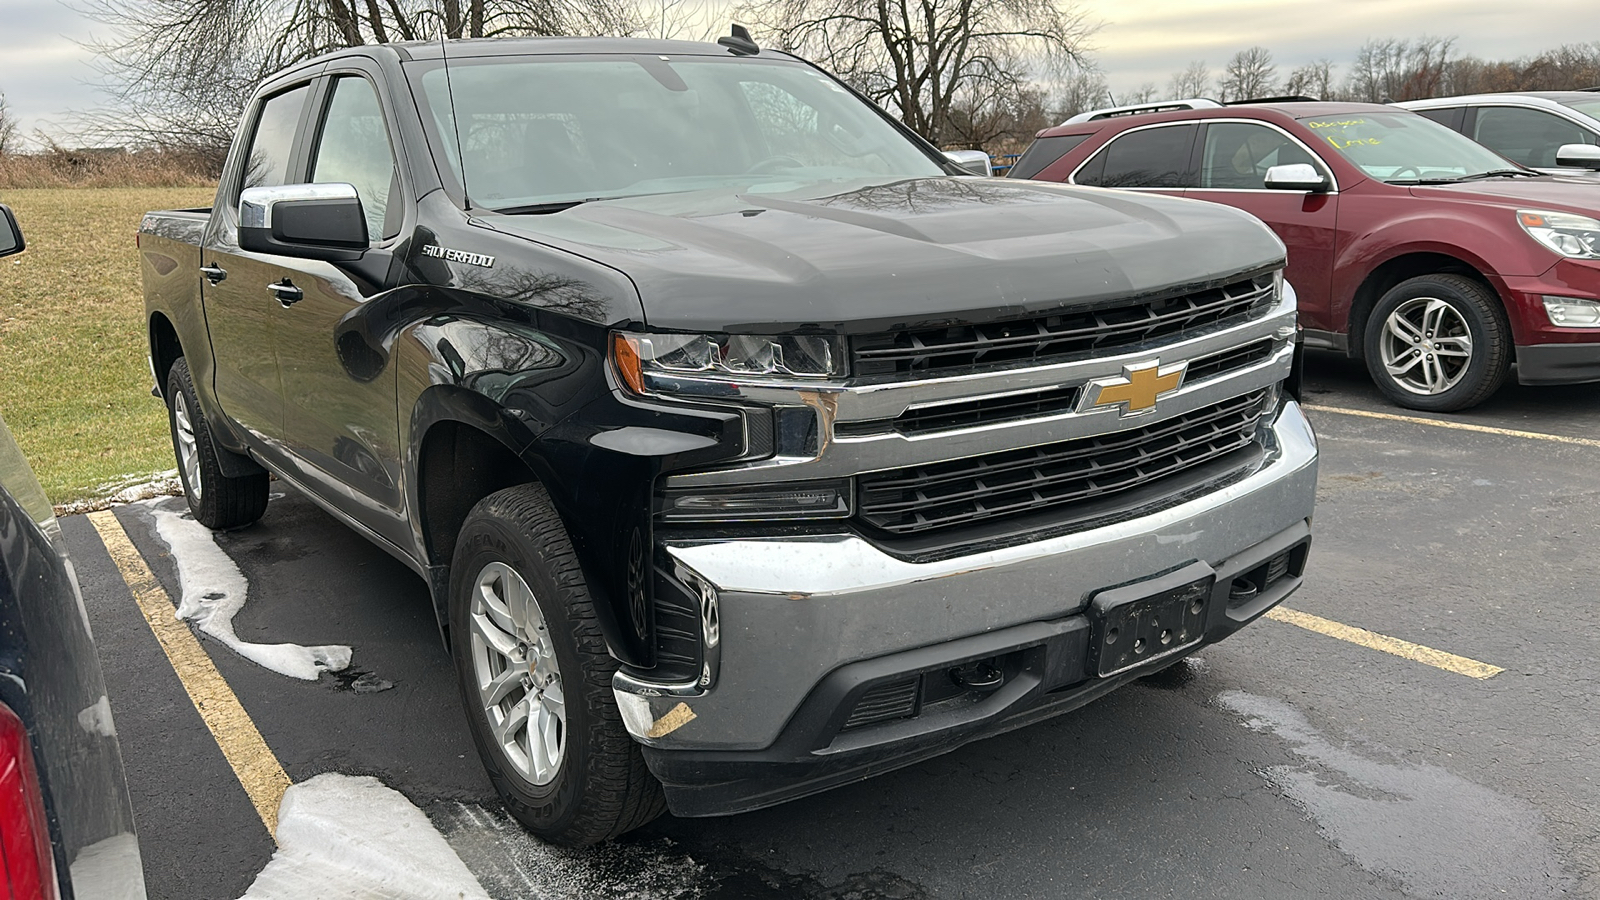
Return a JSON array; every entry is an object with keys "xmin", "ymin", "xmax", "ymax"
[{"xmin": 1398, "ymin": 92, "xmax": 1600, "ymax": 176}]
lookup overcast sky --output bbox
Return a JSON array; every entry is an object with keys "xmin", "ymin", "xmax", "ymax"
[{"xmin": 0, "ymin": 0, "xmax": 1583, "ymax": 142}]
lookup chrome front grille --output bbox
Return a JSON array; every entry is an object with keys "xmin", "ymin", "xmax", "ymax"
[
  {"xmin": 850, "ymin": 274, "xmax": 1276, "ymax": 378},
  {"xmin": 855, "ymin": 389, "xmax": 1272, "ymax": 536}
]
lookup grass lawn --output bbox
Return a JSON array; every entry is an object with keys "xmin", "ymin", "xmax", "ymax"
[{"xmin": 1, "ymin": 187, "xmax": 216, "ymax": 505}]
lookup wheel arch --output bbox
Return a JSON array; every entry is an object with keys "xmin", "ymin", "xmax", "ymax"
[{"xmin": 149, "ymin": 311, "xmax": 183, "ymax": 399}]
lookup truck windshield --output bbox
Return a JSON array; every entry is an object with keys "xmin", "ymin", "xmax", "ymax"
[
  {"xmin": 1298, "ymin": 111, "xmax": 1529, "ymax": 183},
  {"xmin": 412, "ymin": 54, "xmax": 946, "ymax": 211}
]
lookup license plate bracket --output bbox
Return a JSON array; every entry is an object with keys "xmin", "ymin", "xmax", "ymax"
[{"xmin": 1090, "ymin": 562, "xmax": 1215, "ymax": 678}]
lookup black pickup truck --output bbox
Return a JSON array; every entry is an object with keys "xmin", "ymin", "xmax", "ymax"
[{"xmin": 139, "ymin": 34, "xmax": 1319, "ymax": 846}]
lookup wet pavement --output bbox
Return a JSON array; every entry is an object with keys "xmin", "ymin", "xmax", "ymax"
[{"xmin": 64, "ymin": 352, "xmax": 1600, "ymax": 898}]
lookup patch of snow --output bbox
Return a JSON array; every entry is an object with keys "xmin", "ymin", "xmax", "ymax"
[
  {"xmin": 240, "ymin": 774, "xmax": 489, "ymax": 900},
  {"xmin": 149, "ymin": 503, "xmax": 351, "ymax": 680},
  {"xmin": 436, "ymin": 803, "xmax": 706, "ymax": 899},
  {"xmin": 69, "ymin": 832, "xmax": 146, "ymax": 900},
  {"xmin": 54, "ymin": 470, "xmax": 184, "ymax": 517},
  {"xmin": 76, "ymin": 695, "xmax": 116, "ymax": 737}
]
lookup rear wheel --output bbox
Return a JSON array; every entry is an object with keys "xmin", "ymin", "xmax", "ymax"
[
  {"xmin": 166, "ymin": 357, "xmax": 268, "ymax": 529},
  {"xmin": 1362, "ymin": 274, "xmax": 1510, "ymax": 412},
  {"xmin": 449, "ymin": 483, "xmax": 664, "ymax": 846}
]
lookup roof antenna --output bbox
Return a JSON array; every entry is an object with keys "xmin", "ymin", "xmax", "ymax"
[
  {"xmin": 440, "ymin": 26, "xmax": 471, "ymax": 209},
  {"xmin": 718, "ymin": 24, "xmax": 759, "ymax": 56}
]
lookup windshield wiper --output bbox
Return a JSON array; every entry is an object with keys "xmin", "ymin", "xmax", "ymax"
[
  {"xmin": 1456, "ymin": 169, "xmax": 1540, "ymax": 181},
  {"xmin": 491, "ymin": 200, "xmax": 593, "ymax": 215}
]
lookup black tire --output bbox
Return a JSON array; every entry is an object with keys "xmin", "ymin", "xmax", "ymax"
[
  {"xmin": 449, "ymin": 483, "xmax": 665, "ymax": 847},
  {"xmin": 1362, "ymin": 273, "xmax": 1510, "ymax": 412},
  {"xmin": 165, "ymin": 358, "xmax": 269, "ymax": 529}
]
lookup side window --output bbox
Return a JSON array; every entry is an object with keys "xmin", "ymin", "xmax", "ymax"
[
  {"xmin": 1007, "ymin": 133, "xmax": 1091, "ymax": 180},
  {"xmin": 311, "ymin": 77, "xmax": 400, "ymax": 240},
  {"xmin": 1076, "ymin": 124, "xmax": 1197, "ymax": 188},
  {"xmin": 1474, "ymin": 107, "xmax": 1592, "ymax": 168},
  {"xmin": 1414, "ymin": 107, "xmax": 1463, "ymax": 131},
  {"xmin": 1200, "ymin": 122, "xmax": 1320, "ymax": 189},
  {"xmin": 240, "ymin": 84, "xmax": 311, "ymax": 196}
]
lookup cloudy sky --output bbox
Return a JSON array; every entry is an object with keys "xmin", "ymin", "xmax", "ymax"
[{"xmin": 0, "ymin": 0, "xmax": 1582, "ymax": 142}]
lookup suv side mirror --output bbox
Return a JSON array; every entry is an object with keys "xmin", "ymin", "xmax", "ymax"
[
  {"xmin": 944, "ymin": 150, "xmax": 993, "ymax": 177},
  {"xmin": 1555, "ymin": 143, "xmax": 1600, "ymax": 171},
  {"xmin": 0, "ymin": 205, "xmax": 23, "ymax": 259},
  {"xmin": 1264, "ymin": 163, "xmax": 1330, "ymax": 192},
  {"xmin": 239, "ymin": 183, "xmax": 368, "ymax": 261}
]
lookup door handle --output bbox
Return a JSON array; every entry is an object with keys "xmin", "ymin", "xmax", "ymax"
[
  {"xmin": 269, "ymin": 278, "xmax": 304, "ymax": 307},
  {"xmin": 200, "ymin": 264, "xmax": 227, "ymax": 284}
]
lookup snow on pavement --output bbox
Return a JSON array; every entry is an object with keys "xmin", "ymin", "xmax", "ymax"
[
  {"xmin": 149, "ymin": 501, "xmax": 352, "ymax": 680},
  {"xmin": 240, "ymin": 774, "xmax": 489, "ymax": 900}
]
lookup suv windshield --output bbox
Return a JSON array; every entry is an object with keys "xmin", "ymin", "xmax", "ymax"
[
  {"xmin": 1299, "ymin": 111, "xmax": 1526, "ymax": 183},
  {"xmin": 413, "ymin": 54, "xmax": 945, "ymax": 211},
  {"xmin": 1559, "ymin": 97, "xmax": 1600, "ymax": 120}
]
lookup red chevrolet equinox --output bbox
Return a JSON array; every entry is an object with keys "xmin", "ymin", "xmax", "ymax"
[{"xmin": 1013, "ymin": 100, "xmax": 1600, "ymax": 411}]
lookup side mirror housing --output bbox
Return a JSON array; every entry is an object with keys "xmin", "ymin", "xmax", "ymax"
[
  {"xmin": 1555, "ymin": 143, "xmax": 1600, "ymax": 171},
  {"xmin": 239, "ymin": 184, "xmax": 367, "ymax": 261},
  {"xmin": 1264, "ymin": 163, "xmax": 1331, "ymax": 192},
  {"xmin": 944, "ymin": 149, "xmax": 993, "ymax": 177},
  {"xmin": 0, "ymin": 205, "xmax": 23, "ymax": 259}
]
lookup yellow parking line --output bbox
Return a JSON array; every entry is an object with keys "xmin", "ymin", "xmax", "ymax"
[
  {"xmin": 88, "ymin": 510, "xmax": 289, "ymax": 840},
  {"xmin": 1266, "ymin": 606, "xmax": 1504, "ymax": 680},
  {"xmin": 1304, "ymin": 403, "xmax": 1600, "ymax": 449}
]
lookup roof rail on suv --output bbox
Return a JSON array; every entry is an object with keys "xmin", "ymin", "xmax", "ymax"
[
  {"xmin": 1061, "ymin": 98, "xmax": 1220, "ymax": 125},
  {"xmin": 1224, "ymin": 95, "xmax": 1319, "ymax": 105}
]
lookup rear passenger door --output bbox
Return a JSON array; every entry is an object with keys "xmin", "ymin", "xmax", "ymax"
[
  {"xmin": 275, "ymin": 68, "xmax": 411, "ymax": 545},
  {"xmin": 1185, "ymin": 121, "xmax": 1338, "ymax": 332},
  {"xmin": 202, "ymin": 82, "xmax": 315, "ymax": 455},
  {"xmin": 1070, "ymin": 123, "xmax": 1197, "ymax": 198}
]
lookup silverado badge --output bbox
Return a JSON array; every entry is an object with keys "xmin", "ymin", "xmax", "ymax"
[{"xmin": 1080, "ymin": 360, "xmax": 1187, "ymax": 416}]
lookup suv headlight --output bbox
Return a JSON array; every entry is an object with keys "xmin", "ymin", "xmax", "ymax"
[
  {"xmin": 611, "ymin": 332, "xmax": 845, "ymax": 394},
  {"xmin": 1518, "ymin": 210, "xmax": 1600, "ymax": 259}
]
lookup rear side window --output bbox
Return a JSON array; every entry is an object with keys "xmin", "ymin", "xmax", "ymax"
[
  {"xmin": 1007, "ymin": 133, "xmax": 1090, "ymax": 180},
  {"xmin": 1075, "ymin": 124, "xmax": 1197, "ymax": 188},
  {"xmin": 1474, "ymin": 106, "xmax": 1595, "ymax": 168},
  {"xmin": 1414, "ymin": 107, "xmax": 1463, "ymax": 131},
  {"xmin": 240, "ymin": 85, "xmax": 311, "ymax": 195}
]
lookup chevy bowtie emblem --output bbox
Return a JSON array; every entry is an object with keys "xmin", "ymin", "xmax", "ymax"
[{"xmin": 1080, "ymin": 360, "xmax": 1187, "ymax": 416}]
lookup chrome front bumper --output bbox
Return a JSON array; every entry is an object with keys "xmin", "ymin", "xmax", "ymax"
[{"xmin": 614, "ymin": 398, "xmax": 1318, "ymax": 751}]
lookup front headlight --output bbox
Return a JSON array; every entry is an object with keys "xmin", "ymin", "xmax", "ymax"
[
  {"xmin": 1518, "ymin": 210, "xmax": 1600, "ymax": 259},
  {"xmin": 611, "ymin": 332, "xmax": 846, "ymax": 393}
]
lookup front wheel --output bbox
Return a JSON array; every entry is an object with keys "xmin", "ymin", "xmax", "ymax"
[
  {"xmin": 166, "ymin": 357, "xmax": 268, "ymax": 529},
  {"xmin": 449, "ymin": 483, "xmax": 664, "ymax": 846},
  {"xmin": 1362, "ymin": 274, "xmax": 1510, "ymax": 412}
]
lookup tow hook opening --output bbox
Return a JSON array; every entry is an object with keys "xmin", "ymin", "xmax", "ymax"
[{"xmin": 949, "ymin": 660, "xmax": 1004, "ymax": 691}]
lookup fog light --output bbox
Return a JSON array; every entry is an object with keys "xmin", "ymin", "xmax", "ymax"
[{"xmin": 1542, "ymin": 296, "xmax": 1600, "ymax": 327}]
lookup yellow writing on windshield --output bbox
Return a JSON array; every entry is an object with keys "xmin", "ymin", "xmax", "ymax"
[
  {"xmin": 1307, "ymin": 119, "xmax": 1367, "ymax": 129},
  {"xmin": 1324, "ymin": 136, "xmax": 1381, "ymax": 150}
]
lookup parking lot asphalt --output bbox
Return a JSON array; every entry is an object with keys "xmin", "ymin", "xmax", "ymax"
[{"xmin": 63, "ymin": 352, "xmax": 1600, "ymax": 899}]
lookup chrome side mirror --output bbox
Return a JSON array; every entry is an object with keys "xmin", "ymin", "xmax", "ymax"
[
  {"xmin": 1264, "ymin": 163, "xmax": 1330, "ymax": 192},
  {"xmin": 0, "ymin": 205, "xmax": 23, "ymax": 259},
  {"xmin": 1555, "ymin": 143, "xmax": 1600, "ymax": 171},
  {"xmin": 239, "ymin": 183, "xmax": 368, "ymax": 261},
  {"xmin": 945, "ymin": 150, "xmax": 993, "ymax": 177}
]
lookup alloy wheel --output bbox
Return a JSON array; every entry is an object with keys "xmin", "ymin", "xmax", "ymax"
[
  {"xmin": 469, "ymin": 561, "xmax": 566, "ymax": 786},
  {"xmin": 1379, "ymin": 297, "xmax": 1474, "ymax": 395},
  {"xmin": 172, "ymin": 391, "xmax": 203, "ymax": 502}
]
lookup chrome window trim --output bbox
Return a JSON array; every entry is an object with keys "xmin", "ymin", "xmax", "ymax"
[{"xmin": 1066, "ymin": 120, "xmax": 1198, "ymax": 188}]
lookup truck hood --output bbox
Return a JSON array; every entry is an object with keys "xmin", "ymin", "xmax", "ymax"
[{"xmin": 479, "ymin": 177, "xmax": 1284, "ymax": 334}]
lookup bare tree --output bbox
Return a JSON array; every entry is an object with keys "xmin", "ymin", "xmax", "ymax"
[
  {"xmin": 81, "ymin": 0, "xmax": 640, "ymax": 155},
  {"xmin": 1117, "ymin": 82, "xmax": 1158, "ymax": 105},
  {"xmin": 739, "ymin": 0, "xmax": 1097, "ymax": 148},
  {"xmin": 1049, "ymin": 67, "xmax": 1110, "ymax": 122},
  {"xmin": 1219, "ymin": 46, "xmax": 1276, "ymax": 102},
  {"xmin": 1168, "ymin": 60, "xmax": 1209, "ymax": 99},
  {"xmin": 639, "ymin": 0, "xmax": 715, "ymax": 40},
  {"xmin": 1284, "ymin": 59, "xmax": 1335, "ymax": 99},
  {"xmin": 0, "ymin": 93, "xmax": 19, "ymax": 157},
  {"xmin": 1344, "ymin": 38, "xmax": 1407, "ymax": 102}
]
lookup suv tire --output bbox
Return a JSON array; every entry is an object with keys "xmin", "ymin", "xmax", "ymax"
[
  {"xmin": 1362, "ymin": 274, "xmax": 1510, "ymax": 412},
  {"xmin": 448, "ymin": 483, "xmax": 665, "ymax": 846},
  {"xmin": 165, "ymin": 357, "xmax": 269, "ymax": 529}
]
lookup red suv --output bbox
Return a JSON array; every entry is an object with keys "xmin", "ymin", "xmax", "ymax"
[{"xmin": 1012, "ymin": 100, "xmax": 1600, "ymax": 411}]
